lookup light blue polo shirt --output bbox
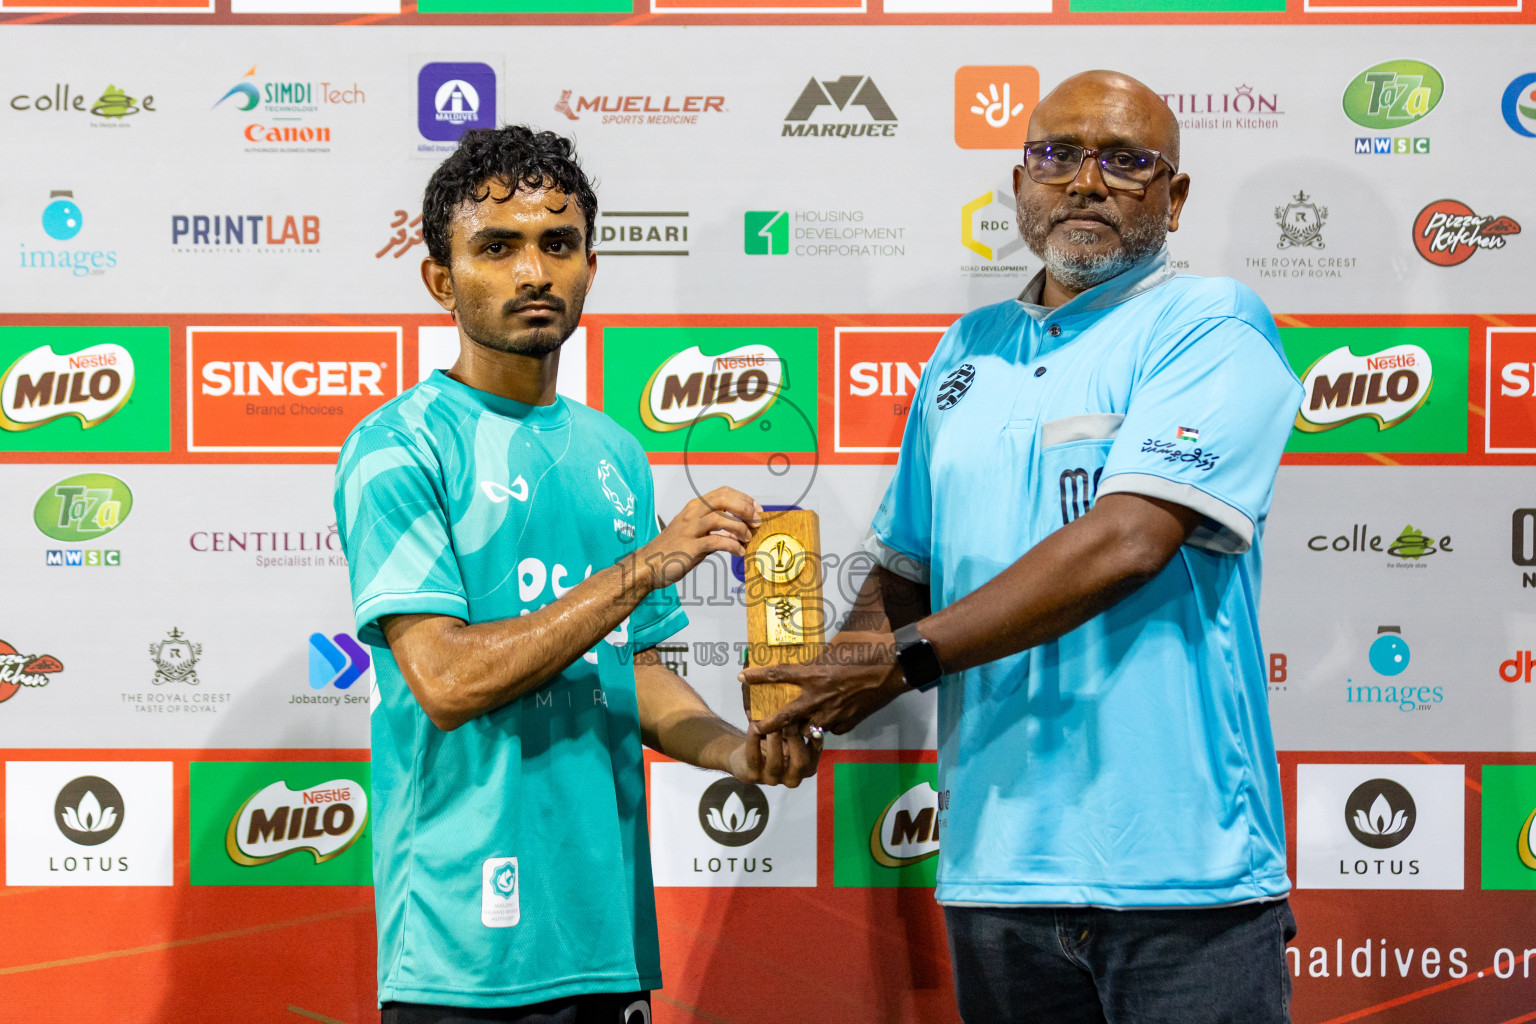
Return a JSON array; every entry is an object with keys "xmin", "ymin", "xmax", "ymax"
[{"xmin": 867, "ymin": 249, "xmax": 1303, "ymax": 907}]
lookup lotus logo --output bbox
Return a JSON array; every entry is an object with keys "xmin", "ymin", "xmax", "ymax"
[
  {"xmin": 226, "ymin": 778, "xmax": 368, "ymax": 866},
  {"xmin": 492, "ymin": 860, "xmax": 518, "ymax": 899},
  {"xmin": 871, "ymin": 781, "xmax": 941, "ymax": 867},
  {"xmin": 1295, "ymin": 344, "xmax": 1431, "ymax": 433},
  {"xmin": 55, "ymin": 776, "xmax": 124, "ymax": 846},
  {"xmin": 1344, "ymin": 778, "xmax": 1416, "ymax": 849},
  {"xmin": 698, "ymin": 778, "xmax": 770, "ymax": 847},
  {"xmin": 0, "ymin": 343, "xmax": 135, "ymax": 432},
  {"xmin": 640, "ymin": 345, "xmax": 782, "ymax": 432}
]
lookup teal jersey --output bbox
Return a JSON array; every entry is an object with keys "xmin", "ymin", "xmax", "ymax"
[{"xmin": 333, "ymin": 370, "xmax": 685, "ymax": 1008}]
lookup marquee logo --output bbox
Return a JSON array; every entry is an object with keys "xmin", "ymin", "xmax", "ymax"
[
  {"xmin": 1342, "ymin": 61, "xmax": 1443, "ymax": 130},
  {"xmin": 0, "ymin": 344, "xmax": 134, "ymax": 432},
  {"xmin": 1294, "ymin": 342, "xmax": 1431, "ymax": 433},
  {"xmin": 639, "ymin": 344, "xmax": 783, "ymax": 432},
  {"xmin": 782, "ymin": 76, "xmax": 896, "ymax": 138},
  {"xmin": 225, "ymin": 779, "xmax": 368, "ymax": 865},
  {"xmin": 870, "ymin": 780, "xmax": 941, "ymax": 867},
  {"xmin": 0, "ymin": 639, "xmax": 63, "ymax": 705},
  {"xmin": 835, "ymin": 327, "xmax": 940, "ymax": 454},
  {"xmin": 1413, "ymin": 200, "xmax": 1520, "ymax": 267}
]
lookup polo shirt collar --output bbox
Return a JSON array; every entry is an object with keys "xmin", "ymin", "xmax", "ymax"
[{"xmin": 1015, "ymin": 247, "xmax": 1176, "ymax": 323}]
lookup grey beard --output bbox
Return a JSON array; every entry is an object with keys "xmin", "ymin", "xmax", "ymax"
[{"xmin": 1030, "ymin": 219, "xmax": 1166, "ymax": 294}]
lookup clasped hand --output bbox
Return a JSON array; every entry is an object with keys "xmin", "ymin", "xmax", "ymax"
[{"xmin": 738, "ymin": 631, "xmax": 911, "ymax": 738}]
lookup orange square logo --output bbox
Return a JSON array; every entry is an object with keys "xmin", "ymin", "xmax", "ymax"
[
  {"xmin": 954, "ymin": 66, "xmax": 1039, "ymax": 150},
  {"xmin": 835, "ymin": 328, "xmax": 945, "ymax": 453},
  {"xmin": 1488, "ymin": 328, "xmax": 1536, "ymax": 453},
  {"xmin": 187, "ymin": 327, "xmax": 402, "ymax": 452}
]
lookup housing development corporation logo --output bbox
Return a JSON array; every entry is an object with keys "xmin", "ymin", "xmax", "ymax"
[
  {"xmin": 782, "ymin": 75, "xmax": 897, "ymax": 138},
  {"xmin": 1343, "ymin": 60, "xmax": 1442, "ymax": 155},
  {"xmin": 953, "ymin": 66, "xmax": 1037, "ymax": 149},
  {"xmin": 22, "ymin": 190, "xmax": 118, "ymax": 278},
  {"xmin": 744, "ymin": 209, "xmax": 905, "ymax": 258},
  {"xmin": 1502, "ymin": 74, "xmax": 1536, "ymax": 137},
  {"xmin": 0, "ymin": 639, "xmax": 64, "ymax": 705},
  {"xmin": 1413, "ymin": 200, "xmax": 1520, "ymax": 266},
  {"xmin": 418, "ymin": 62, "xmax": 496, "ymax": 148}
]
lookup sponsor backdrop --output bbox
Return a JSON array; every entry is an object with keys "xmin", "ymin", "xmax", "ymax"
[{"xmin": 1, "ymin": 9, "xmax": 1535, "ymax": 1024}]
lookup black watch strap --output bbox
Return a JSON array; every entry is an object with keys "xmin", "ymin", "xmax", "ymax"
[{"xmin": 893, "ymin": 622, "xmax": 944, "ymax": 692}]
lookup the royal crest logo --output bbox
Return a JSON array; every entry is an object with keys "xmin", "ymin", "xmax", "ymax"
[
  {"xmin": 1276, "ymin": 191, "xmax": 1327, "ymax": 250},
  {"xmin": 0, "ymin": 639, "xmax": 63, "ymax": 705},
  {"xmin": 870, "ymin": 781, "xmax": 941, "ymax": 867},
  {"xmin": 225, "ymin": 779, "xmax": 368, "ymax": 865},
  {"xmin": 0, "ymin": 343, "xmax": 135, "ymax": 432},
  {"xmin": 1413, "ymin": 200, "xmax": 1521, "ymax": 266},
  {"xmin": 640, "ymin": 345, "xmax": 782, "ymax": 432},
  {"xmin": 149, "ymin": 627, "xmax": 202, "ymax": 686},
  {"xmin": 1295, "ymin": 343, "xmax": 1433, "ymax": 432},
  {"xmin": 936, "ymin": 364, "xmax": 975, "ymax": 410}
]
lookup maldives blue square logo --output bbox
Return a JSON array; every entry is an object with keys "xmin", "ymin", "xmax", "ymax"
[{"xmin": 418, "ymin": 62, "xmax": 496, "ymax": 142}]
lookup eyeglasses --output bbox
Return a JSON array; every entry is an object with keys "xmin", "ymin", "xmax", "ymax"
[{"xmin": 1021, "ymin": 141, "xmax": 1176, "ymax": 193}]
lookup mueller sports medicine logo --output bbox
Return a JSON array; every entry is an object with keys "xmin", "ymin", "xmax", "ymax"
[
  {"xmin": 1158, "ymin": 84, "xmax": 1283, "ymax": 131},
  {"xmin": 418, "ymin": 62, "xmax": 496, "ymax": 147},
  {"xmin": 554, "ymin": 89, "xmax": 724, "ymax": 126},
  {"xmin": 0, "ymin": 639, "xmax": 64, "ymax": 704},
  {"xmin": 871, "ymin": 780, "xmax": 942, "ymax": 868},
  {"xmin": 640, "ymin": 344, "xmax": 782, "ymax": 432},
  {"xmin": 1413, "ymin": 201, "xmax": 1520, "ymax": 266},
  {"xmin": 1294, "ymin": 342, "xmax": 1431, "ymax": 433},
  {"xmin": 225, "ymin": 779, "xmax": 368, "ymax": 865},
  {"xmin": 0, "ymin": 343, "xmax": 134, "ymax": 432},
  {"xmin": 188, "ymin": 327, "xmax": 401, "ymax": 452},
  {"xmin": 783, "ymin": 76, "xmax": 897, "ymax": 137}
]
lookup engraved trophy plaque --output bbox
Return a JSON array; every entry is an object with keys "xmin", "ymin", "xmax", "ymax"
[{"xmin": 743, "ymin": 509, "xmax": 825, "ymax": 721}]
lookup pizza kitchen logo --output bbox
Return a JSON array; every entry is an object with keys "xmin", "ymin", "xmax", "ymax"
[
  {"xmin": 640, "ymin": 345, "xmax": 782, "ymax": 432},
  {"xmin": 0, "ymin": 639, "xmax": 64, "ymax": 704},
  {"xmin": 1413, "ymin": 200, "xmax": 1520, "ymax": 266},
  {"xmin": 0, "ymin": 343, "xmax": 134, "ymax": 432},
  {"xmin": 225, "ymin": 779, "xmax": 368, "ymax": 866},
  {"xmin": 1295, "ymin": 342, "xmax": 1431, "ymax": 433}
]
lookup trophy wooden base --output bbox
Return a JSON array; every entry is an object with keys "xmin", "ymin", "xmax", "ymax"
[{"xmin": 743, "ymin": 509, "xmax": 824, "ymax": 722}]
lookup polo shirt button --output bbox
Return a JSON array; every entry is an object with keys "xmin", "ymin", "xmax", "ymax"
[{"xmin": 1048, "ymin": 324, "xmax": 1062, "ymax": 337}]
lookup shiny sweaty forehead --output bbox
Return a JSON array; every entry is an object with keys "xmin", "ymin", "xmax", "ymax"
[{"xmin": 1027, "ymin": 71, "xmax": 1180, "ymax": 167}]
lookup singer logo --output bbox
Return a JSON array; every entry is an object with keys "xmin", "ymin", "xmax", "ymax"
[
  {"xmin": 187, "ymin": 327, "xmax": 401, "ymax": 452},
  {"xmin": 1295, "ymin": 343, "xmax": 1432, "ymax": 433},
  {"xmin": 1487, "ymin": 328, "xmax": 1536, "ymax": 453},
  {"xmin": 954, "ymin": 66, "xmax": 1038, "ymax": 149},
  {"xmin": 0, "ymin": 343, "xmax": 134, "ymax": 432},
  {"xmin": 834, "ymin": 328, "xmax": 942, "ymax": 453}
]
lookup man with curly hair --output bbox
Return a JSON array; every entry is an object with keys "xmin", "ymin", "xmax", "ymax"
[{"xmin": 334, "ymin": 125, "xmax": 819, "ymax": 1024}]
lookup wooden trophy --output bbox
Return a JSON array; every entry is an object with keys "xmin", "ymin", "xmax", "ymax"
[{"xmin": 743, "ymin": 510, "xmax": 825, "ymax": 721}]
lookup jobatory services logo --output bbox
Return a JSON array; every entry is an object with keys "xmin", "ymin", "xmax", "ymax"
[
  {"xmin": 595, "ymin": 211, "xmax": 690, "ymax": 256},
  {"xmin": 1502, "ymin": 74, "xmax": 1536, "ymax": 137},
  {"xmin": 417, "ymin": 62, "xmax": 496, "ymax": 151},
  {"xmin": 1487, "ymin": 328, "xmax": 1536, "ymax": 453},
  {"xmin": 834, "ymin": 327, "xmax": 941, "ymax": 454},
  {"xmin": 1343, "ymin": 60, "xmax": 1442, "ymax": 155},
  {"xmin": 1413, "ymin": 200, "xmax": 1520, "ymax": 266},
  {"xmin": 1481, "ymin": 766, "xmax": 1536, "ymax": 890},
  {"xmin": 0, "ymin": 639, "xmax": 63, "ymax": 705},
  {"xmin": 212, "ymin": 65, "xmax": 365, "ymax": 154},
  {"xmin": 953, "ymin": 66, "xmax": 1037, "ymax": 150},
  {"xmin": 8, "ymin": 83, "xmax": 157, "ymax": 126},
  {"xmin": 834, "ymin": 762, "xmax": 945, "ymax": 887},
  {"xmin": 1280, "ymin": 327, "xmax": 1467, "ymax": 454},
  {"xmin": 301, "ymin": 632, "xmax": 372, "ymax": 709},
  {"xmin": 554, "ymin": 89, "xmax": 724, "ymax": 126},
  {"xmin": 22, "ymin": 189, "xmax": 118, "ymax": 277},
  {"xmin": 5, "ymin": 761, "xmax": 173, "ymax": 886},
  {"xmin": 0, "ymin": 326, "xmax": 170, "ymax": 452},
  {"xmin": 602, "ymin": 326, "xmax": 817, "ymax": 457},
  {"xmin": 782, "ymin": 75, "xmax": 897, "ymax": 138},
  {"xmin": 36, "ymin": 472, "xmax": 132, "ymax": 568},
  {"xmin": 1296, "ymin": 763, "xmax": 1463, "ymax": 889},
  {"xmin": 186, "ymin": 327, "xmax": 402, "ymax": 452},
  {"xmin": 1157, "ymin": 84, "xmax": 1284, "ymax": 132},
  {"xmin": 190, "ymin": 762, "xmax": 371, "ymax": 885},
  {"xmin": 648, "ymin": 761, "xmax": 815, "ymax": 886},
  {"xmin": 960, "ymin": 187, "xmax": 1030, "ymax": 279}
]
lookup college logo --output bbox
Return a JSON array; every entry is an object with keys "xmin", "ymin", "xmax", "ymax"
[
  {"xmin": 936, "ymin": 364, "xmax": 975, "ymax": 410},
  {"xmin": 1488, "ymin": 329, "xmax": 1536, "ymax": 452},
  {"xmin": 1157, "ymin": 84, "xmax": 1284, "ymax": 131},
  {"xmin": 56, "ymin": 776, "xmax": 125, "ymax": 846},
  {"xmin": 834, "ymin": 763, "xmax": 944, "ymax": 887},
  {"xmin": 418, "ymin": 62, "xmax": 496, "ymax": 144},
  {"xmin": 649, "ymin": 762, "xmax": 816, "ymax": 886},
  {"xmin": 8, "ymin": 83, "xmax": 158, "ymax": 122},
  {"xmin": 954, "ymin": 66, "xmax": 1037, "ymax": 150},
  {"xmin": 187, "ymin": 327, "xmax": 401, "ymax": 452},
  {"xmin": 1296, "ymin": 763, "xmax": 1463, "ymax": 889},
  {"xmin": 1275, "ymin": 191, "xmax": 1326, "ymax": 249},
  {"xmin": 782, "ymin": 76, "xmax": 897, "ymax": 138},
  {"xmin": 1342, "ymin": 61, "xmax": 1443, "ymax": 130},
  {"xmin": 191, "ymin": 762, "xmax": 371, "ymax": 885},
  {"xmin": 1, "ymin": 342, "xmax": 133, "ymax": 433},
  {"xmin": 1281, "ymin": 327, "xmax": 1466, "ymax": 453},
  {"xmin": 834, "ymin": 328, "xmax": 940, "ymax": 454},
  {"xmin": 1481, "ymin": 766, "xmax": 1536, "ymax": 889},
  {"xmin": 698, "ymin": 778, "xmax": 770, "ymax": 847},
  {"xmin": 308, "ymin": 632, "xmax": 370, "ymax": 690},
  {"xmin": 1413, "ymin": 200, "xmax": 1520, "ymax": 266},
  {"xmin": 149, "ymin": 627, "xmax": 202, "ymax": 686},
  {"xmin": 595, "ymin": 211, "xmax": 689, "ymax": 256},
  {"xmin": 0, "ymin": 640, "xmax": 63, "ymax": 705},
  {"xmin": 34, "ymin": 473, "xmax": 133, "ymax": 542},
  {"xmin": 1502, "ymin": 74, "xmax": 1536, "ymax": 138}
]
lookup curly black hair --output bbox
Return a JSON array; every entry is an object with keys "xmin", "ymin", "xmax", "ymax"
[{"xmin": 422, "ymin": 125, "xmax": 598, "ymax": 266}]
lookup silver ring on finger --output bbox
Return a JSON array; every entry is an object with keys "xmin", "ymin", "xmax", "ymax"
[{"xmin": 807, "ymin": 725, "xmax": 825, "ymax": 742}]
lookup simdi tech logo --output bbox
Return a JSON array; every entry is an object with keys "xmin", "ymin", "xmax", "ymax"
[
  {"xmin": 0, "ymin": 326, "xmax": 170, "ymax": 452},
  {"xmin": 5, "ymin": 761, "xmax": 173, "ymax": 887},
  {"xmin": 1486, "ymin": 328, "xmax": 1536, "ymax": 453},
  {"xmin": 1296, "ymin": 763, "xmax": 1464, "ymax": 890},
  {"xmin": 953, "ymin": 66, "xmax": 1037, "ymax": 150},
  {"xmin": 190, "ymin": 761, "xmax": 371, "ymax": 885},
  {"xmin": 834, "ymin": 762, "xmax": 945, "ymax": 887},
  {"xmin": 834, "ymin": 327, "xmax": 942, "ymax": 454},
  {"xmin": 601, "ymin": 326, "xmax": 817, "ymax": 456},
  {"xmin": 1481, "ymin": 765, "xmax": 1536, "ymax": 890},
  {"xmin": 1342, "ymin": 60, "xmax": 1442, "ymax": 155},
  {"xmin": 186, "ymin": 326, "xmax": 402, "ymax": 453},
  {"xmin": 213, "ymin": 65, "xmax": 365, "ymax": 153},
  {"xmin": 1279, "ymin": 326, "xmax": 1467, "ymax": 454}
]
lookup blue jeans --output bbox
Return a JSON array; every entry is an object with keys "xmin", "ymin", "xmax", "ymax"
[{"xmin": 944, "ymin": 900, "xmax": 1296, "ymax": 1024}]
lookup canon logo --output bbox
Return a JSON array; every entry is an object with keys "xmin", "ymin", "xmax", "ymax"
[{"xmin": 201, "ymin": 361, "xmax": 384, "ymax": 397}]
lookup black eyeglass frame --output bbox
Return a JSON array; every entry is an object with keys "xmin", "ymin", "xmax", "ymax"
[{"xmin": 1020, "ymin": 141, "xmax": 1178, "ymax": 194}]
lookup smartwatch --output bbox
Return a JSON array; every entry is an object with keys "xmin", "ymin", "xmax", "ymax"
[{"xmin": 893, "ymin": 622, "xmax": 944, "ymax": 692}]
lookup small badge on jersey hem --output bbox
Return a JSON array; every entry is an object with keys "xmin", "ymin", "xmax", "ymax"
[
  {"xmin": 481, "ymin": 856, "xmax": 521, "ymax": 927},
  {"xmin": 936, "ymin": 364, "xmax": 976, "ymax": 410}
]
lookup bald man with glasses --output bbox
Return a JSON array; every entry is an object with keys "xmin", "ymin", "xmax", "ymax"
[{"xmin": 745, "ymin": 70, "xmax": 1305, "ymax": 1023}]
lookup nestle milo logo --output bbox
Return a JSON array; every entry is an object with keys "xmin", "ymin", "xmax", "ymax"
[
  {"xmin": 1296, "ymin": 343, "xmax": 1432, "ymax": 433},
  {"xmin": 0, "ymin": 343, "xmax": 135, "ymax": 432},
  {"xmin": 1342, "ymin": 60, "xmax": 1443, "ymax": 130},
  {"xmin": 640, "ymin": 344, "xmax": 782, "ymax": 432},
  {"xmin": 225, "ymin": 778, "xmax": 368, "ymax": 866},
  {"xmin": 869, "ymin": 780, "xmax": 941, "ymax": 868},
  {"xmin": 34, "ymin": 473, "xmax": 133, "ymax": 542}
]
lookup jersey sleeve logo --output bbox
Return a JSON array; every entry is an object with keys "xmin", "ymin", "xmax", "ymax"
[{"xmin": 935, "ymin": 364, "xmax": 976, "ymax": 410}]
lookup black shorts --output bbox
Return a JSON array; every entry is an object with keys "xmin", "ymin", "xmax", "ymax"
[{"xmin": 381, "ymin": 991, "xmax": 650, "ymax": 1024}]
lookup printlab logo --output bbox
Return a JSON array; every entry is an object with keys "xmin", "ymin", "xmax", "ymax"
[
  {"xmin": 697, "ymin": 777, "xmax": 770, "ymax": 847},
  {"xmin": 149, "ymin": 627, "xmax": 202, "ymax": 685},
  {"xmin": 1344, "ymin": 778, "xmax": 1416, "ymax": 849},
  {"xmin": 744, "ymin": 211, "xmax": 788, "ymax": 255},
  {"xmin": 308, "ymin": 633, "xmax": 370, "ymax": 690},
  {"xmin": 782, "ymin": 76, "xmax": 897, "ymax": 138},
  {"xmin": 744, "ymin": 208, "xmax": 904, "ymax": 259},
  {"xmin": 170, "ymin": 214, "xmax": 321, "ymax": 253},
  {"xmin": 1502, "ymin": 74, "xmax": 1536, "ymax": 137},
  {"xmin": 7, "ymin": 83, "xmax": 157, "ymax": 124},
  {"xmin": 418, "ymin": 62, "xmax": 496, "ymax": 145},
  {"xmin": 1158, "ymin": 84, "xmax": 1284, "ymax": 131},
  {"xmin": 953, "ymin": 66, "xmax": 1037, "ymax": 150},
  {"xmin": 56, "ymin": 776, "xmax": 125, "ymax": 846},
  {"xmin": 0, "ymin": 640, "xmax": 64, "ymax": 705},
  {"xmin": 936, "ymin": 364, "xmax": 975, "ymax": 410},
  {"xmin": 21, "ymin": 190, "xmax": 118, "ymax": 277},
  {"xmin": 1413, "ymin": 200, "xmax": 1520, "ymax": 267},
  {"xmin": 1276, "ymin": 191, "xmax": 1326, "ymax": 249}
]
